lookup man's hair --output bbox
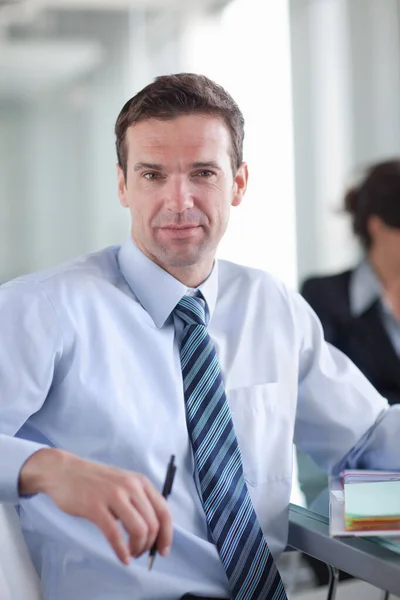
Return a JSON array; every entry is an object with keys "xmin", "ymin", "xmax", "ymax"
[
  {"xmin": 344, "ymin": 159, "xmax": 400, "ymax": 249},
  {"xmin": 114, "ymin": 73, "xmax": 245, "ymax": 179}
]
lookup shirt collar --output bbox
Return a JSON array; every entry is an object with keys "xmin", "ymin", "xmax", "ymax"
[
  {"xmin": 117, "ymin": 237, "xmax": 218, "ymax": 328},
  {"xmin": 349, "ymin": 259, "xmax": 383, "ymax": 317}
]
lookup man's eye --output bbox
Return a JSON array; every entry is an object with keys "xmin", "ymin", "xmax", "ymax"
[
  {"xmin": 196, "ymin": 170, "xmax": 214, "ymax": 177},
  {"xmin": 143, "ymin": 172, "xmax": 161, "ymax": 180}
]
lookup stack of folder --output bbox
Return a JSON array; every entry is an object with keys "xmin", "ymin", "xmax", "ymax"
[
  {"xmin": 329, "ymin": 470, "xmax": 400, "ymax": 539},
  {"xmin": 342, "ymin": 470, "xmax": 400, "ymax": 533}
]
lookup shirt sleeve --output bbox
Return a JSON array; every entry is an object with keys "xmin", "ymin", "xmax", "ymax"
[
  {"xmin": 293, "ymin": 291, "xmax": 400, "ymax": 473},
  {"xmin": 0, "ymin": 280, "xmax": 62, "ymax": 503}
]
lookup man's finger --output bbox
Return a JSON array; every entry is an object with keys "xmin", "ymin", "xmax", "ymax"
[
  {"xmin": 111, "ymin": 492, "xmax": 150, "ymax": 557},
  {"xmin": 143, "ymin": 479, "xmax": 173, "ymax": 555},
  {"xmin": 127, "ymin": 480, "xmax": 161, "ymax": 552},
  {"xmin": 95, "ymin": 506, "xmax": 131, "ymax": 565}
]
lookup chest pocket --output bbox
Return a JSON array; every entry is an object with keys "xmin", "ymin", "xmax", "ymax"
[{"xmin": 227, "ymin": 382, "xmax": 291, "ymax": 486}]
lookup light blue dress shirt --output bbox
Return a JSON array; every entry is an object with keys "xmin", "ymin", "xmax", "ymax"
[
  {"xmin": 350, "ymin": 258, "xmax": 400, "ymax": 356},
  {"xmin": 1, "ymin": 238, "xmax": 400, "ymax": 600}
]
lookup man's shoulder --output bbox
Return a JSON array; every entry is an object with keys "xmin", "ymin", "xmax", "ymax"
[
  {"xmin": 3, "ymin": 246, "xmax": 122, "ymax": 294},
  {"xmin": 217, "ymin": 258, "xmax": 291, "ymax": 299}
]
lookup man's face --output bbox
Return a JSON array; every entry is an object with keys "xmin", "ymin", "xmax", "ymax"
[{"xmin": 117, "ymin": 114, "xmax": 247, "ymax": 284}]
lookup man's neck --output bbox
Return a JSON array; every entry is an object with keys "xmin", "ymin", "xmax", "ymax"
[{"xmin": 132, "ymin": 236, "xmax": 215, "ymax": 288}]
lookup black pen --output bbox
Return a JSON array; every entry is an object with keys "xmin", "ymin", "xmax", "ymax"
[{"xmin": 148, "ymin": 454, "xmax": 176, "ymax": 570}]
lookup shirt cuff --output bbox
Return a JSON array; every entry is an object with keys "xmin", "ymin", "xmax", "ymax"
[{"xmin": 0, "ymin": 434, "xmax": 49, "ymax": 504}]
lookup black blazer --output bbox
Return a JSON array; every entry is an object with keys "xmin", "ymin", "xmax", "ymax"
[{"xmin": 301, "ymin": 270, "xmax": 400, "ymax": 406}]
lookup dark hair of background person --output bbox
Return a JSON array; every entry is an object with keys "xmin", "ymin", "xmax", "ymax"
[
  {"xmin": 114, "ymin": 73, "xmax": 245, "ymax": 180},
  {"xmin": 344, "ymin": 159, "xmax": 400, "ymax": 250}
]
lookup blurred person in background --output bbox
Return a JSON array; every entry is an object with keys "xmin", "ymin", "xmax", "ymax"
[
  {"xmin": 302, "ymin": 160, "xmax": 400, "ymax": 407},
  {"xmin": 2, "ymin": 77, "xmax": 400, "ymax": 600},
  {"xmin": 301, "ymin": 159, "xmax": 400, "ymax": 586}
]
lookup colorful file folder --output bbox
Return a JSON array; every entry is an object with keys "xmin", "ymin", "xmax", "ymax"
[{"xmin": 343, "ymin": 471, "xmax": 400, "ymax": 533}]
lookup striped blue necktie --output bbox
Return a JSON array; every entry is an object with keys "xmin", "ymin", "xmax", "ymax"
[{"xmin": 175, "ymin": 295, "xmax": 287, "ymax": 600}]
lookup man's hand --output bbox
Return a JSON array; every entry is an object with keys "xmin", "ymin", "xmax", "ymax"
[{"xmin": 19, "ymin": 448, "xmax": 173, "ymax": 565}]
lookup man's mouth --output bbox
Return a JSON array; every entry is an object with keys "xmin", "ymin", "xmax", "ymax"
[
  {"xmin": 158, "ymin": 225, "xmax": 201, "ymax": 238},
  {"xmin": 160, "ymin": 225, "xmax": 199, "ymax": 230}
]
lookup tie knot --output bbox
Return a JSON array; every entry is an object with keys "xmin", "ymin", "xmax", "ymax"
[{"xmin": 175, "ymin": 295, "xmax": 206, "ymax": 327}]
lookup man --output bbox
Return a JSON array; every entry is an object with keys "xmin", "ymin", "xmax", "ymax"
[{"xmin": 0, "ymin": 73, "xmax": 399, "ymax": 600}]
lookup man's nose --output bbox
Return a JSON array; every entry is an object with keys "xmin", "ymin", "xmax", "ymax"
[{"xmin": 163, "ymin": 178, "xmax": 194, "ymax": 213}]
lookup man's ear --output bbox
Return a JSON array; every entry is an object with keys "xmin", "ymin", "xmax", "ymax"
[
  {"xmin": 117, "ymin": 164, "xmax": 128, "ymax": 207},
  {"xmin": 232, "ymin": 162, "xmax": 248, "ymax": 207}
]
